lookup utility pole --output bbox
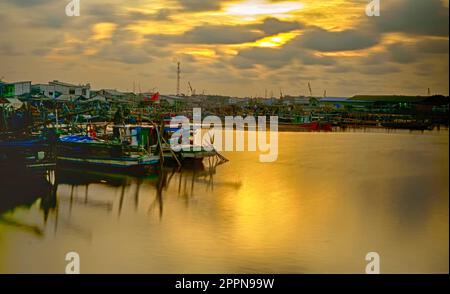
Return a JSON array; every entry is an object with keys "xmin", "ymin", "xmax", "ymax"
[{"xmin": 176, "ymin": 62, "xmax": 181, "ymax": 96}]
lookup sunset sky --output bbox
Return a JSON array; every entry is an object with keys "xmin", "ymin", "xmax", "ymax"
[{"xmin": 0, "ymin": 0, "xmax": 449, "ymax": 97}]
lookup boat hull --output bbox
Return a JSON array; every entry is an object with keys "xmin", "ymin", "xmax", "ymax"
[
  {"xmin": 0, "ymin": 137, "xmax": 56, "ymax": 173},
  {"xmin": 298, "ymin": 121, "xmax": 333, "ymax": 132},
  {"xmin": 57, "ymin": 156, "xmax": 159, "ymax": 175},
  {"xmin": 56, "ymin": 136, "xmax": 160, "ymax": 174}
]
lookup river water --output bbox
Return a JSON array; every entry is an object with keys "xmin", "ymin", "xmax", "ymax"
[{"xmin": 0, "ymin": 129, "xmax": 448, "ymax": 273}]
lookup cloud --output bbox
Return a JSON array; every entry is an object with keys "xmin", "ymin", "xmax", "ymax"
[
  {"xmin": 0, "ymin": 0, "xmax": 448, "ymax": 97},
  {"xmin": 176, "ymin": 0, "xmax": 222, "ymax": 11},
  {"xmin": 374, "ymin": 0, "xmax": 449, "ymax": 37},
  {"xmin": 301, "ymin": 52, "xmax": 335, "ymax": 66},
  {"xmin": 256, "ymin": 17, "xmax": 303, "ymax": 35},
  {"xmin": 357, "ymin": 65, "xmax": 401, "ymax": 75},
  {"xmin": 149, "ymin": 17, "xmax": 303, "ymax": 46},
  {"xmin": 298, "ymin": 26, "xmax": 380, "ymax": 52},
  {"xmin": 91, "ymin": 28, "xmax": 169, "ymax": 64},
  {"xmin": 231, "ymin": 36, "xmax": 337, "ymax": 69},
  {"xmin": 328, "ymin": 65, "xmax": 354, "ymax": 74},
  {"xmin": 86, "ymin": 3, "xmax": 120, "ymax": 23},
  {"xmin": 416, "ymin": 39, "xmax": 449, "ymax": 54},
  {"xmin": 153, "ymin": 24, "xmax": 265, "ymax": 44},
  {"xmin": 126, "ymin": 9, "xmax": 172, "ymax": 22},
  {"xmin": 95, "ymin": 43, "xmax": 153, "ymax": 64},
  {"xmin": 362, "ymin": 39, "xmax": 447, "ymax": 67},
  {"xmin": 3, "ymin": 0, "xmax": 53, "ymax": 7},
  {"xmin": 387, "ymin": 43, "xmax": 417, "ymax": 64},
  {"xmin": 0, "ymin": 44, "xmax": 23, "ymax": 56},
  {"xmin": 28, "ymin": 14, "xmax": 67, "ymax": 28},
  {"xmin": 231, "ymin": 47, "xmax": 295, "ymax": 69}
]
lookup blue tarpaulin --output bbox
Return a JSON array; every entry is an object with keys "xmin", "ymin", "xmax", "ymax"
[{"xmin": 59, "ymin": 135, "xmax": 94, "ymax": 143}]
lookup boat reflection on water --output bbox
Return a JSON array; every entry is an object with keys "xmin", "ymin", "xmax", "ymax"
[
  {"xmin": 57, "ymin": 157, "xmax": 232, "ymax": 218},
  {"xmin": 0, "ymin": 156, "xmax": 234, "ymax": 239},
  {"xmin": 0, "ymin": 169, "xmax": 57, "ymax": 236}
]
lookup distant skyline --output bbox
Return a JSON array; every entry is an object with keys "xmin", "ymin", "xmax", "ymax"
[{"xmin": 0, "ymin": 0, "xmax": 449, "ymax": 97}]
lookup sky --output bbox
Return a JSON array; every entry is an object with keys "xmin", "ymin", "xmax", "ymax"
[{"xmin": 0, "ymin": 0, "xmax": 449, "ymax": 97}]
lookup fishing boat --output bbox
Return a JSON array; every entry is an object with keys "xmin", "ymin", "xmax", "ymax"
[
  {"xmin": 57, "ymin": 135, "xmax": 160, "ymax": 174},
  {"xmin": 0, "ymin": 135, "xmax": 56, "ymax": 172},
  {"xmin": 298, "ymin": 121, "xmax": 333, "ymax": 132},
  {"xmin": 381, "ymin": 121, "xmax": 434, "ymax": 131},
  {"xmin": 161, "ymin": 123, "xmax": 220, "ymax": 162},
  {"xmin": 109, "ymin": 123, "xmax": 223, "ymax": 166},
  {"xmin": 278, "ymin": 115, "xmax": 333, "ymax": 132}
]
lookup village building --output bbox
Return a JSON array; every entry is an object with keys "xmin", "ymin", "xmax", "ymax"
[
  {"xmin": 32, "ymin": 80, "xmax": 91, "ymax": 99},
  {"xmin": 0, "ymin": 81, "xmax": 32, "ymax": 98}
]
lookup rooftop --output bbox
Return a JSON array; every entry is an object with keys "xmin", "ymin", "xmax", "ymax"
[{"xmin": 49, "ymin": 80, "xmax": 90, "ymax": 88}]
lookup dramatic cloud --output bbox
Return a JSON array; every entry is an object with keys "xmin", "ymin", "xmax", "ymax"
[
  {"xmin": 231, "ymin": 35, "xmax": 337, "ymax": 69},
  {"xmin": 153, "ymin": 24, "xmax": 265, "ymax": 44},
  {"xmin": 374, "ymin": 0, "xmax": 449, "ymax": 36},
  {"xmin": 177, "ymin": 0, "xmax": 223, "ymax": 11},
  {"xmin": 232, "ymin": 47, "xmax": 295, "ymax": 69},
  {"xmin": 416, "ymin": 39, "xmax": 449, "ymax": 54},
  {"xmin": 387, "ymin": 43, "xmax": 417, "ymax": 64},
  {"xmin": 255, "ymin": 17, "xmax": 303, "ymax": 35},
  {"xmin": 0, "ymin": 0, "xmax": 448, "ymax": 96},
  {"xmin": 298, "ymin": 26, "xmax": 380, "ymax": 52}
]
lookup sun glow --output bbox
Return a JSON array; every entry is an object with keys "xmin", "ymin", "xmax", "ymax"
[
  {"xmin": 182, "ymin": 48, "xmax": 217, "ymax": 58},
  {"xmin": 251, "ymin": 31, "xmax": 300, "ymax": 47},
  {"xmin": 225, "ymin": 0, "xmax": 304, "ymax": 17},
  {"xmin": 91, "ymin": 23, "xmax": 118, "ymax": 41}
]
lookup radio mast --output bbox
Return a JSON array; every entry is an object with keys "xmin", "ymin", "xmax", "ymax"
[{"xmin": 176, "ymin": 62, "xmax": 181, "ymax": 96}]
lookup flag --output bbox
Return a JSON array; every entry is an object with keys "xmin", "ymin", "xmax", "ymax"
[{"xmin": 150, "ymin": 92, "xmax": 160, "ymax": 102}]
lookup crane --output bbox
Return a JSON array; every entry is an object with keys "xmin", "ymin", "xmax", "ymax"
[
  {"xmin": 308, "ymin": 82, "xmax": 313, "ymax": 97},
  {"xmin": 188, "ymin": 81, "xmax": 196, "ymax": 96}
]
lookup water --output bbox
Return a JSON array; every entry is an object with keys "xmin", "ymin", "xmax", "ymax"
[{"xmin": 0, "ymin": 129, "xmax": 448, "ymax": 273}]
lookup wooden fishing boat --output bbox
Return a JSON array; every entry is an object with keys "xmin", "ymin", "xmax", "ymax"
[
  {"xmin": 109, "ymin": 124, "xmax": 223, "ymax": 165},
  {"xmin": 57, "ymin": 135, "xmax": 159, "ymax": 174},
  {"xmin": 381, "ymin": 121, "xmax": 434, "ymax": 131},
  {"xmin": 298, "ymin": 121, "xmax": 333, "ymax": 132},
  {"xmin": 0, "ymin": 136, "xmax": 56, "ymax": 172}
]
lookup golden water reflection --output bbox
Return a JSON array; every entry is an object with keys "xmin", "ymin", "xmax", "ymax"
[{"xmin": 0, "ymin": 130, "xmax": 448, "ymax": 273}]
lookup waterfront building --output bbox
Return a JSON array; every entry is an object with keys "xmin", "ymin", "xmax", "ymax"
[
  {"xmin": 32, "ymin": 80, "xmax": 91, "ymax": 99},
  {"xmin": 0, "ymin": 81, "xmax": 32, "ymax": 98}
]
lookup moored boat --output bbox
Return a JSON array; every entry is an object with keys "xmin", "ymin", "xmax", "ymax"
[
  {"xmin": 298, "ymin": 121, "xmax": 333, "ymax": 132},
  {"xmin": 57, "ymin": 135, "xmax": 160, "ymax": 174},
  {"xmin": 0, "ymin": 135, "xmax": 56, "ymax": 172},
  {"xmin": 381, "ymin": 121, "xmax": 434, "ymax": 131},
  {"xmin": 109, "ymin": 123, "xmax": 222, "ymax": 165}
]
